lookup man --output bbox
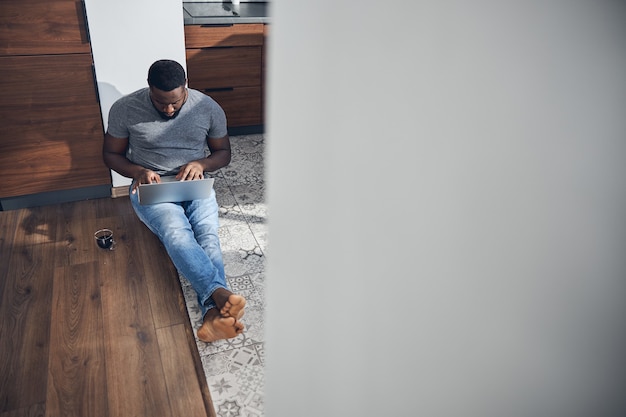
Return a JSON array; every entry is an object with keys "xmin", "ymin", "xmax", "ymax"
[{"xmin": 103, "ymin": 59, "xmax": 245, "ymax": 342}]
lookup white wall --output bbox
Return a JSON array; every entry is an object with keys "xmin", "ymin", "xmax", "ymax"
[
  {"xmin": 84, "ymin": 0, "xmax": 187, "ymax": 187},
  {"xmin": 265, "ymin": 2, "xmax": 626, "ymax": 416}
]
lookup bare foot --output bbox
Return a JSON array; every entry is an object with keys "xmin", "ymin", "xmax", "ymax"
[
  {"xmin": 212, "ymin": 288, "xmax": 246, "ymax": 320},
  {"xmin": 197, "ymin": 308, "xmax": 244, "ymax": 343}
]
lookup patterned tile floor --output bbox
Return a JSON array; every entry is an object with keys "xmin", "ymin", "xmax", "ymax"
[{"xmin": 178, "ymin": 134, "xmax": 267, "ymax": 417}]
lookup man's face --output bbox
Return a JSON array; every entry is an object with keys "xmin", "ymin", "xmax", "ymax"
[{"xmin": 149, "ymin": 86, "xmax": 188, "ymax": 119}]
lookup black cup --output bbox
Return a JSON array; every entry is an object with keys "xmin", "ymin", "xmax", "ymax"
[{"xmin": 94, "ymin": 229, "xmax": 115, "ymax": 250}]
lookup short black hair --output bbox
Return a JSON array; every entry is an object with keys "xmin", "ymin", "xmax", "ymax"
[{"xmin": 147, "ymin": 59, "xmax": 186, "ymax": 91}]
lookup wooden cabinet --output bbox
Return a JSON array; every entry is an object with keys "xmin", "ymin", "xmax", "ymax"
[
  {"xmin": 0, "ymin": 0, "xmax": 92, "ymax": 56},
  {"xmin": 184, "ymin": 24, "xmax": 266, "ymax": 129},
  {"xmin": 0, "ymin": 0, "xmax": 110, "ymax": 203}
]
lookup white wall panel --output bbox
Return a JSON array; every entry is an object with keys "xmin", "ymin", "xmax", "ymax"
[{"xmin": 84, "ymin": 0, "xmax": 186, "ymax": 187}]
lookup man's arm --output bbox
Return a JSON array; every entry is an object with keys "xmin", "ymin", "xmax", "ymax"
[
  {"xmin": 176, "ymin": 134, "xmax": 231, "ymax": 180},
  {"xmin": 102, "ymin": 133, "xmax": 161, "ymax": 193}
]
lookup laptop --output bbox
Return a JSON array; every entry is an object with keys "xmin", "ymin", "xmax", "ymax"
[{"xmin": 137, "ymin": 176, "xmax": 215, "ymax": 205}]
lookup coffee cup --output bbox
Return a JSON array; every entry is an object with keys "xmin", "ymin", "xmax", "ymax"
[{"xmin": 94, "ymin": 229, "xmax": 116, "ymax": 250}]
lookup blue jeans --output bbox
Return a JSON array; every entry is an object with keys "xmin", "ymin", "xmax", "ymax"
[{"xmin": 130, "ymin": 186, "xmax": 227, "ymax": 317}]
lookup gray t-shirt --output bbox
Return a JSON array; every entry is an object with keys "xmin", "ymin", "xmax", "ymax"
[{"xmin": 107, "ymin": 88, "xmax": 227, "ymax": 175}]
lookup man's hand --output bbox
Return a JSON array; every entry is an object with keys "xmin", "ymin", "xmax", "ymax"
[
  {"xmin": 176, "ymin": 161, "xmax": 205, "ymax": 181},
  {"xmin": 131, "ymin": 169, "xmax": 161, "ymax": 194}
]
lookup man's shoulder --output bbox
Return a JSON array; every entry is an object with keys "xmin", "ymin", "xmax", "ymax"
[
  {"xmin": 188, "ymin": 88, "xmax": 220, "ymax": 106},
  {"xmin": 112, "ymin": 88, "xmax": 148, "ymax": 107}
]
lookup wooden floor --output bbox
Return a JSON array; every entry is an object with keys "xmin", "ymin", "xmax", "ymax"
[{"xmin": 0, "ymin": 197, "xmax": 215, "ymax": 417}]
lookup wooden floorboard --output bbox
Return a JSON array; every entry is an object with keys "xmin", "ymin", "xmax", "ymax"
[
  {"xmin": 157, "ymin": 324, "xmax": 208, "ymax": 417},
  {"xmin": 1, "ymin": 206, "xmax": 55, "ymax": 412},
  {"xmin": 0, "ymin": 197, "xmax": 214, "ymax": 417},
  {"xmin": 0, "ymin": 209, "xmax": 19, "ymax": 299},
  {"xmin": 46, "ymin": 262, "xmax": 107, "ymax": 417}
]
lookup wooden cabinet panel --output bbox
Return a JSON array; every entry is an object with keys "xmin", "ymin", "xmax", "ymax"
[
  {"xmin": 206, "ymin": 86, "xmax": 262, "ymax": 127},
  {"xmin": 0, "ymin": 54, "xmax": 110, "ymax": 198},
  {"xmin": 185, "ymin": 23, "xmax": 265, "ymax": 128},
  {"xmin": 186, "ymin": 47, "xmax": 262, "ymax": 89},
  {"xmin": 262, "ymin": 24, "xmax": 268, "ymax": 124},
  {"xmin": 184, "ymin": 24, "xmax": 263, "ymax": 48},
  {"xmin": 0, "ymin": 0, "xmax": 90, "ymax": 56}
]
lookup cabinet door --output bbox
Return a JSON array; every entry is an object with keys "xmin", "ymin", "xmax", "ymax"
[
  {"xmin": 0, "ymin": 54, "xmax": 110, "ymax": 198},
  {"xmin": 184, "ymin": 23, "xmax": 265, "ymax": 129},
  {"xmin": 0, "ymin": 0, "xmax": 90, "ymax": 56},
  {"xmin": 206, "ymin": 86, "xmax": 263, "ymax": 127},
  {"xmin": 184, "ymin": 24, "xmax": 264, "ymax": 48},
  {"xmin": 186, "ymin": 46, "xmax": 262, "ymax": 89}
]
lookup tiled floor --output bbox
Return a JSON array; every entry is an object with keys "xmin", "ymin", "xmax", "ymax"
[{"xmin": 178, "ymin": 134, "xmax": 267, "ymax": 417}]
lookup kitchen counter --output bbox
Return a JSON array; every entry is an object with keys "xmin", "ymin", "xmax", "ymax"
[{"xmin": 183, "ymin": 2, "xmax": 270, "ymax": 25}]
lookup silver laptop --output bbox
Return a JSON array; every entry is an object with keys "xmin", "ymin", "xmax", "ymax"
[{"xmin": 137, "ymin": 176, "xmax": 215, "ymax": 205}]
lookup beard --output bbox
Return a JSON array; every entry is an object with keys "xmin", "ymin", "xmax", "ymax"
[
  {"xmin": 153, "ymin": 101, "xmax": 186, "ymax": 120},
  {"xmin": 158, "ymin": 109, "xmax": 181, "ymax": 120}
]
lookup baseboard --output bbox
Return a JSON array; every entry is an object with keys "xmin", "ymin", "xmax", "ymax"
[
  {"xmin": 111, "ymin": 186, "xmax": 130, "ymax": 198},
  {"xmin": 0, "ymin": 184, "xmax": 112, "ymax": 211},
  {"xmin": 228, "ymin": 125, "xmax": 264, "ymax": 136}
]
